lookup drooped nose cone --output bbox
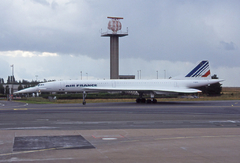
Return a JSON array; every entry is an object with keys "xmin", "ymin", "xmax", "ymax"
[{"xmin": 14, "ymin": 87, "xmax": 37, "ymax": 94}]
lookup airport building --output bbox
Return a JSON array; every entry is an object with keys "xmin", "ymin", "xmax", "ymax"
[
  {"xmin": 119, "ymin": 75, "xmax": 135, "ymax": 79},
  {"xmin": 0, "ymin": 76, "xmax": 37, "ymax": 96}
]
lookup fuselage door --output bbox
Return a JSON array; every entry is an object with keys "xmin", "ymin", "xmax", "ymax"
[
  {"xmin": 174, "ymin": 82, "xmax": 178, "ymax": 87},
  {"xmin": 60, "ymin": 81, "xmax": 65, "ymax": 91},
  {"xmin": 112, "ymin": 81, "xmax": 116, "ymax": 88}
]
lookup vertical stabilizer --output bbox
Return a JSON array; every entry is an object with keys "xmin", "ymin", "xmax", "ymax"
[{"xmin": 185, "ymin": 60, "xmax": 211, "ymax": 79}]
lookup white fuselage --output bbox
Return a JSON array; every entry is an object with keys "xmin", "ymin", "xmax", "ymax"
[{"xmin": 15, "ymin": 79, "xmax": 222, "ymax": 94}]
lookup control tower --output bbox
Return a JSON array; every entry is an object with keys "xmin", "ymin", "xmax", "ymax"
[{"xmin": 101, "ymin": 17, "xmax": 128, "ymax": 79}]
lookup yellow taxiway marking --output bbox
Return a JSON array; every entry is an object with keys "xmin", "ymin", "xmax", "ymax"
[
  {"xmin": 0, "ymin": 148, "xmax": 57, "ymax": 156},
  {"xmin": 13, "ymin": 108, "xmax": 28, "ymax": 110},
  {"xmin": 0, "ymin": 146, "xmax": 76, "ymax": 156}
]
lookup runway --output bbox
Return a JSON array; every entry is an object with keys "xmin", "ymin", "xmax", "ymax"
[
  {"xmin": 0, "ymin": 100, "xmax": 240, "ymax": 162},
  {"xmin": 0, "ymin": 100, "xmax": 240, "ymax": 130}
]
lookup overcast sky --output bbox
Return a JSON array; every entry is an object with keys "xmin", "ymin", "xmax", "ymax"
[{"xmin": 0, "ymin": 0, "xmax": 239, "ymax": 86}]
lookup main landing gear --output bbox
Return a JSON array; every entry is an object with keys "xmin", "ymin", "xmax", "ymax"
[
  {"xmin": 136, "ymin": 98, "xmax": 157, "ymax": 104},
  {"xmin": 136, "ymin": 92, "xmax": 157, "ymax": 104}
]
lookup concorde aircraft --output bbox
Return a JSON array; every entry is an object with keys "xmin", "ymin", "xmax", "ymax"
[{"xmin": 14, "ymin": 60, "xmax": 224, "ymax": 105}]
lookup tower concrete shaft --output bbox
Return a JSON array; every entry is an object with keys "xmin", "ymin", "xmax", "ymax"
[
  {"xmin": 101, "ymin": 17, "xmax": 128, "ymax": 79},
  {"xmin": 110, "ymin": 36, "xmax": 119, "ymax": 79}
]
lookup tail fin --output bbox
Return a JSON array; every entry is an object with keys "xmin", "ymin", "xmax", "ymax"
[{"xmin": 185, "ymin": 60, "xmax": 211, "ymax": 79}]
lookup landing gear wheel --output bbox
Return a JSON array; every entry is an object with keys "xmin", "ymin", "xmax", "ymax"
[
  {"xmin": 153, "ymin": 98, "xmax": 157, "ymax": 103},
  {"xmin": 136, "ymin": 98, "xmax": 141, "ymax": 103},
  {"xmin": 146, "ymin": 98, "xmax": 157, "ymax": 104},
  {"xmin": 141, "ymin": 98, "xmax": 146, "ymax": 103},
  {"xmin": 83, "ymin": 101, "xmax": 86, "ymax": 105},
  {"xmin": 146, "ymin": 99, "xmax": 152, "ymax": 103},
  {"xmin": 136, "ymin": 98, "xmax": 146, "ymax": 103}
]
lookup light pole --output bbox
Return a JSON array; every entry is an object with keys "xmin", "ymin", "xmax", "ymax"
[
  {"xmin": 80, "ymin": 71, "xmax": 82, "ymax": 80},
  {"xmin": 10, "ymin": 64, "xmax": 14, "ymax": 100},
  {"xmin": 11, "ymin": 64, "xmax": 14, "ymax": 77},
  {"xmin": 156, "ymin": 71, "xmax": 158, "ymax": 79},
  {"xmin": 86, "ymin": 73, "xmax": 88, "ymax": 80},
  {"xmin": 137, "ymin": 70, "xmax": 141, "ymax": 79},
  {"xmin": 164, "ymin": 70, "xmax": 166, "ymax": 79}
]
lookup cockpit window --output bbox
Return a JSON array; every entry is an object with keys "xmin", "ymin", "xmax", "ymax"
[{"xmin": 38, "ymin": 84, "xmax": 44, "ymax": 86}]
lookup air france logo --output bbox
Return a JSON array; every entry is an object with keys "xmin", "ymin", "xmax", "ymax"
[{"xmin": 66, "ymin": 84, "xmax": 97, "ymax": 87}]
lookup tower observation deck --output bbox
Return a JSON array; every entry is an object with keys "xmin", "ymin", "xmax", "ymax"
[{"xmin": 101, "ymin": 17, "xmax": 128, "ymax": 79}]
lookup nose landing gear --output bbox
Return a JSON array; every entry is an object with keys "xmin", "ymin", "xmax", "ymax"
[{"xmin": 82, "ymin": 91, "xmax": 87, "ymax": 105}]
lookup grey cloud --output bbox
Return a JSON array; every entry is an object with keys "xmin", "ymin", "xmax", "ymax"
[
  {"xmin": 51, "ymin": 1, "xmax": 59, "ymax": 9},
  {"xmin": 31, "ymin": 0, "xmax": 59, "ymax": 9},
  {"xmin": 0, "ymin": 0, "xmax": 240, "ymax": 67},
  {"xmin": 220, "ymin": 41, "xmax": 237, "ymax": 51},
  {"xmin": 0, "ymin": 59, "xmax": 10, "ymax": 79},
  {"xmin": 31, "ymin": 0, "xmax": 50, "ymax": 6}
]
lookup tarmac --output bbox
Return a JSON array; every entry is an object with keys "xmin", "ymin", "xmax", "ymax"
[
  {"xmin": 0, "ymin": 100, "xmax": 240, "ymax": 162},
  {"xmin": 0, "ymin": 128, "xmax": 240, "ymax": 163}
]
